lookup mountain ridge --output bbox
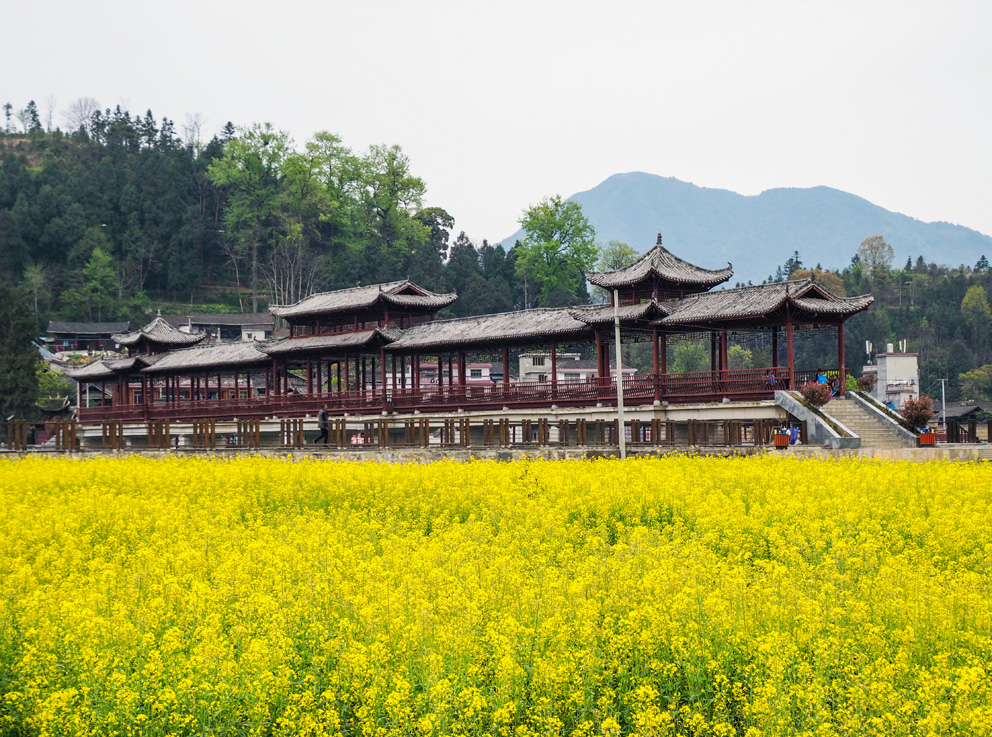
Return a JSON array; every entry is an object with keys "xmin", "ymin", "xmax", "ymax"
[{"xmin": 499, "ymin": 172, "xmax": 992, "ymax": 285}]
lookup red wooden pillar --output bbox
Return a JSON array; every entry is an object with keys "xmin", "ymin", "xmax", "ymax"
[
  {"xmin": 720, "ymin": 330, "xmax": 729, "ymax": 371},
  {"xmin": 391, "ymin": 355, "xmax": 397, "ymax": 391},
  {"xmin": 437, "ymin": 355, "xmax": 443, "ymax": 388},
  {"xmin": 502, "ymin": 347, "xmax": 510, "ymax": 388},
  {"xmin": 837, "ymin": 323, "xmax": 846, "ymax": 390},
  {"xmin": 652, "ymin": 329, "xmax": 660, "ymax": 401},
  {"xmin": 306, "ymin": 358, "xmax": 313, "ymax": 395},
  {"xmin": 550, "ymin": 343, "xmax": 558, "ymax": 393},
  {"xmin": 457, "ymin": 351, "xmax": 466, "ymax": 387},
  {"xmin": 772, "ymin": 327, "xmax": 779, "ymax": 370},
  {"xmin": 660, "ymin": 332, "xmax": 668, "ymax": 399},
  {"xmin": 414, "ymin": 354, "xmax": 421, "ymax": 394},
  {"xmin": 595, "ymin": 331, "xmax": 604, "ymax": 378},
  {"xmin": 447, "ymin": 355, "xmax": 453, "ymax": 386},
  {"xmin": 315, "ymin": 361, "xmax": 322, "ymax": 395},
  {"xmin": 272, "ymin": 359, "xmax": 279, "ymax": 396},
  {"xmin": 710, "ymin": 332, "xmax": 718, "ymax": 373},
  {"xmin": 380, "ymin": 348, "xmax": 387, "ymax": 394}
]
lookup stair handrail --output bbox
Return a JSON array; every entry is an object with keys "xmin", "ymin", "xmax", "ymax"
[
  {"xmin": 774, "ymin": 390, "xmax": 859, "ymax": 449},
  {"xmin": 846, "ymin": 391, "xmax": 919, "ymax": 445}
]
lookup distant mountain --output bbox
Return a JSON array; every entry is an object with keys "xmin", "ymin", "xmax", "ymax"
[{"xmin": 500, "ymin": 172, "xmax": 992, "ymax": 285}]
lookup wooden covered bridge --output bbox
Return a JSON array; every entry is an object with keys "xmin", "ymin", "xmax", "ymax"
[{"xmin": 69, "ymin": 237, "xmax": 873, "ymax": 425}]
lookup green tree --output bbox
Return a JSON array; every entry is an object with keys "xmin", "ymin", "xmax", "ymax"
[
  {"xmin": 728, "ymin": 345, "xmax": 754, "ymax": 369},
  {"xmin": 357, "ymin": 144, "xmax": 428, "ymax": 282},
  {"xmin": 597, "ymin": 240, "xmax": 638, "ymax": 272},
  {"xmin": 36, "ymin": 360, "xmax": 72, "ymax": 400},
  {"xmin": 592, "ymin": 240, "xmax": 638, "ymax": 303},
  {"xmin": 961, "ymin": 284, "xmax": 991, "ymax": 345},
  {"xmin": 671, "ymin": 342, "xmax": 708, "ymax": 373},
  {"xmin": 208, "ymin": 123, "xmax": 290, "ymax": 312},
  {"xmin": 959, "ymin": 364, "xmax": 992, "ymax": 401},
  {"xmin": 514, "ymin": 195, "xmax": 598, "ymax": 307},
  {"xmin": 858, "ymin": 235, "xmax": 894, "ymax": 282},
  {"xmin": 0, "ymin": 283, "xmax": 39, "ymax": 420},
  {"xmin": 22, "ymin": 263, "xmax": 47, "ymax": 326},
  {"xmin": 61, "ymin": 247, "xmax": 116, "ymax": 321},
  {"xmin": 408, "ymin": 207, "xmax": 454, "ymax": 291}
]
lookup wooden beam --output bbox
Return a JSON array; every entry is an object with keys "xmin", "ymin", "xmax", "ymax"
[{"xmin": 786, "ymin": 308, "xmax": 795, "ymax": 389}]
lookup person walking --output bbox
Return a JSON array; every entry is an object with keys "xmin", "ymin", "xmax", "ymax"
[{"xmin": 315, "ymin": 404, "xmax": 329, "ymax": 444}]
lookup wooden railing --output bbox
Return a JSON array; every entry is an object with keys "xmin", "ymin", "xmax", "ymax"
[{"xmin": 76, "ymin": 366, "xmax": 827, "ymax": 424}]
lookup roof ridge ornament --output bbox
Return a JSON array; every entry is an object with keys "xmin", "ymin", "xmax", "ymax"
[{"xmin": 657, "ymin": 232, "xmax": 663, "ymax": 246}]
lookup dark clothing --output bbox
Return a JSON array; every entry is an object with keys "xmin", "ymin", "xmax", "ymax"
[{"xmin": 315, "ymin": 409, "xmax": 329, "ymax": 444}]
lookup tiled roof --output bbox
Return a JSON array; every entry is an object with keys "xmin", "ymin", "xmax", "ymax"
[
  {"xmin": 587, "ymin": 238, "xmax": 733, "ymax": 289},
  {"xmin": 141, "ymin": 341, "xmax": 271, "ymax": 374},
  {"xmin": 64, "ymin": 359, "xmax": 116, "ymax": 380},
  {"xmin": 261, "ymin": 329, "xmax": 401, "ymax": 356},
  {"xmin": 387, "ymin": 308, "xmax": 590, "ymax": 351},
  {"xmin": 270, "ymin": 281, "xmax": 457, "ymax": 319},
  {"xmin": 569, "ymin": 301, "xmax": 669, "ymax": 325},
  {"xmin": 64, "ymin": 354, "xmax": 162, "ymax": 380},
  {"xmin": 47, "ymin": 321, "xmax": 130, "ymax": 335},
  {"xmin": 113, "ymin": 316, "xmax": 206, "ymax": 348},
  {"xmin": 657, "ymin": 280, "xmax": 874, "ymax": 326}
]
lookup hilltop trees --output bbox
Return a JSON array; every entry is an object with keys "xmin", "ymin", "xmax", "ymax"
[{"xmin": 515, "ymin": 195, "xmax": 598, "ymax": 307}]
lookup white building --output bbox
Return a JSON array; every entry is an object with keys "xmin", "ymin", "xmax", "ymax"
[
  {"xmin": 518, "ymin": 352, "xmax": 636, "ymax": 383},
  {"xmin": 862, "ymin": 343, "xmax": 919, "ymax": 410}
]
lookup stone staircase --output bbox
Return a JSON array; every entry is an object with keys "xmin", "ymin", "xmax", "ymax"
[{"xmin": 821, "ymin": 397, "xmax": 914, "ymax": 449}]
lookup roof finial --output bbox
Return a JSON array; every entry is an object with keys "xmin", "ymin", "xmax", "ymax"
[
  {"xmin": 656, "ymin": 232, "xmax": 663, "ymax": 246},
  {"xmin": 157, "ymin": 309, "xmax": 161, "ymax": 317}
]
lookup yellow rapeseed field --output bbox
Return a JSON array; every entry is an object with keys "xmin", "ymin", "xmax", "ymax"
[{"xmin": 0, "ymin": 455, "xmax": 990, "ymax": 736}]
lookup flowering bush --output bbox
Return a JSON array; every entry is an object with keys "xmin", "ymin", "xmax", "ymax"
[
  {"xmin": 857, "ymin": 373, "xmax": 878, "ymax": 392},
  {"xmin": 799, "ymin": 380, "xmax": 833, "ymax": 407},
  {"xmin": 0, "ymin": 455, "xmax": 990, "ymax": 735},
  {"xmin": 902, "ymin": 394, "xmax": 935, "ymax": 430}
]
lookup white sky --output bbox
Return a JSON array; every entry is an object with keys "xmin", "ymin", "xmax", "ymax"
[{"xmin": 5, "ymin": 0, "xmax": 991, "ymax": 243}]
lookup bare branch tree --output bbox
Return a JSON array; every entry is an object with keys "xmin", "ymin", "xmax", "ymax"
[
  {"xmin": 266, "ymin": 233, "xmax": 318, "ymax": 308},
  {"xmin": 14, "ymin": 108, "xmax": 30, "ymax": 133},
  {"xmin": 182, "ymin": 112, "xmax": 207, "ymax": 156},
  {"xmin": 62, "ymin": 97, "xmax": 100, "ymax": 132},
  {"xmin": 43, "ymin": 95, "xmax": 57, "ymax": 133}
]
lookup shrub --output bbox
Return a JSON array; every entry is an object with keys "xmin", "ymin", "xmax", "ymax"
[
  {"xmin": 857, "ymin": 373, "xmax": 877, "ymax": 392},
  {"xmin": 799, "ymin": 381, "xmax": 832, "ymax": 408},
  {"xmin": 901, "ymin": 395, "xmax": 935, "ymax": 430}
]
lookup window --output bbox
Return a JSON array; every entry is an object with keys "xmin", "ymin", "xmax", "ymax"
[
  {"xmin": 470, "ymin": 368, "xmax": 483, "ymax": 379},
  {"xmin": 539, "ymin": 374, "xmax": 548, "ymax": 383},
  {"xmin": 532, "ymin": 356, "xmax": 545, "ymax": 367}
]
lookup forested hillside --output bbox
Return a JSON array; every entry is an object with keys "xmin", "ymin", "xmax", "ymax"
[
  {"xmin": 0, "ymin": 104, "xmax": 522, "ymax": 327},
  {"xmin": 3, "ymin": 100, "xmax": 992, "ymax": 402}
]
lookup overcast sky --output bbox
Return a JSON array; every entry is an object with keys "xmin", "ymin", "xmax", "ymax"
[{"xmin": 5, "ymin": 0, "xmax": 991, "ymax": 245}]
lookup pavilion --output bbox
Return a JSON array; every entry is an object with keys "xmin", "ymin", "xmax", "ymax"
[{"xmin": 69, "ymin": 237, "xmax": 873, "ymax": 423}]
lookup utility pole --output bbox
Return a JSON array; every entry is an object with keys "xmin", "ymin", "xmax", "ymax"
[
  {"xmin": 940, "ymin": 378, "xmax": 946, "ymax": 430},
  {"xmin": 613, "ymin": 289, "xmax": 626, "ymax": 460}
]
